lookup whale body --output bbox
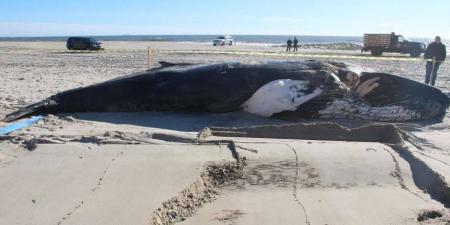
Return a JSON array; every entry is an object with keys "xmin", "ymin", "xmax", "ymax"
[{"xmin": 4, "ymin": 60, "xmax": 449, "ymax": 122}]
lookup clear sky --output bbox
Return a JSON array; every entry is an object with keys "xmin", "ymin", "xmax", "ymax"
[{"xmin": 0, "ymin": 0, "xmax": 449, "ymax": 37}]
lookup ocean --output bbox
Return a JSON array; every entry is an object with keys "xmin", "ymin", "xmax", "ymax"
[{"xmin": 0, "ymin": 35, "xmax": 440, "ymax": 46}]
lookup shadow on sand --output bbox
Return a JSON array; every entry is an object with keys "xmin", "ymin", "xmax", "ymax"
[
  {"xmin": 67, "ymin": 111, "xmax": 447, "ymax": 133},
  {"xmin": 68, "ymin": 111, "xmax": 292, "ymax": 132}
]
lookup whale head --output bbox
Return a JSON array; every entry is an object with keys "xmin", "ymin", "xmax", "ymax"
[{"xmin": 270, "ymin": 61, "xmax": 450, "ymax": 122}]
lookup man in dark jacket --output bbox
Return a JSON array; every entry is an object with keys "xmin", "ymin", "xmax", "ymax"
[
  {"xmin": 286, "ymin": 38, "xmax": 292, "ymax": 52},
  {"xmin": 293, "ymin": 37, "xmax": 299, "ymax": 52},
  {"xmin": 424, "ymin": 36, "xmax": 446, "ymax": 86}
]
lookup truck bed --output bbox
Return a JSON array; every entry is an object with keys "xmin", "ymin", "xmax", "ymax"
[{"xmin": 363, "ymin": 34, "xmax": 392, "ymax": 47}]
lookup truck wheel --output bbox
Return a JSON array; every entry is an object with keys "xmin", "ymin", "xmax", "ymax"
[
  {"xmin": 371, "ymin": 49, "xmax": 383, "ymax": 56},
  {"xmin": 410, "ymin": 51, "xmax": 421, "ymax": 57},
  {"xmin": 229, "ymin": 41, "xmax": 232, "ymax": 46}
]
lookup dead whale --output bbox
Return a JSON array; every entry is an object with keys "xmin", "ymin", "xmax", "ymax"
[{"xmin": 3, "ymin": 60, "xmax": 449, "ymax": 122}]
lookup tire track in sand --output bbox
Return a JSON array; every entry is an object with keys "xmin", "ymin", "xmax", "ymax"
[{"xmin": 285, "ymin": 143, "xmax": 311, "ymax": 225}]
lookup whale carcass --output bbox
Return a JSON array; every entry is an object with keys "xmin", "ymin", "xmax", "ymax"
[{"xmin": 3, "ymin": 60, "xmax": 449, "ymax": 122}]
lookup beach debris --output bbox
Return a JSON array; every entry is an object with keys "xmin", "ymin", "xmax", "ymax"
[
  {"xmin": 417, "ymin": 210, "xmax": 443, "ymax": 222},
  {"xmin": 0, "ymin": 115, "xmax": 44, "ymax": 136}
]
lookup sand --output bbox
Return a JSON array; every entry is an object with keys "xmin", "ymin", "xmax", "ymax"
[{"xmin": 0, "ymin": 41, "xmax": 450, "ymax": 224}]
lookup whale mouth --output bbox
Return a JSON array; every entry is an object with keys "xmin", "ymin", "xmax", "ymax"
[
  {"xmin": 317, "ymin": 96, "xmax": 448, "ymax": 122},
  {"xmin": 317, "ymin": 97, "xmax": 419, "ymax": 121},
  {"xmin": 273, "ymin": 65, "xmax": 450, "ymax": 122},
  {"xmin": 316, "ymin": 66, "xmax": 450, "ymax": 122}
]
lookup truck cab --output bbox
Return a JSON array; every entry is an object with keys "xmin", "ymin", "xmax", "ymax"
[{"xmin": 362, "ymin": 33, "xmax": 426, "ymax": 57}]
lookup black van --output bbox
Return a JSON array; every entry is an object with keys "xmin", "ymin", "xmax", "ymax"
[{"xmin": 66, "ymin": 37, "xmax": 103, "ymax": 50}]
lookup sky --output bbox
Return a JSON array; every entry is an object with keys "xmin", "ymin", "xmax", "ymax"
[{"xmin": 0, "ymin": 0, "xmax": 449, "ymax": 37}]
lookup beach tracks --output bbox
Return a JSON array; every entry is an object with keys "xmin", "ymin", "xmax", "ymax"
[
  {"xmin": 3, "ymin": 47, "xmax": 432, "ymax": 62},
  {"xmin": 206, "ymin": 123, "xmax": 450, "ymax": 207},
  {"xmin": 285, "ymin": 143, "xmax": 311, "ymax": 225},
  {"xmin": 2, "ymin": 123, "xmax": 450, "ymax": 224}
]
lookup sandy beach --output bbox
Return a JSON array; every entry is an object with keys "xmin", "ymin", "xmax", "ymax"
[{"xmin": 1, "ymin": 41, "xmax": 450, "ymax": 224}]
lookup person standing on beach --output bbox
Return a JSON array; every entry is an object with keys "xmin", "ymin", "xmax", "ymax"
[
  {"xmin": 293, "ymin": 37, "xmax": 299, "ymax": 52},
  {"xmin": 424, "ymin": 36, "xmax": 446, "ymax": 86},
  {"xmin": 286, "ymin": 38, "xmax": 292, "ymax": 52}
]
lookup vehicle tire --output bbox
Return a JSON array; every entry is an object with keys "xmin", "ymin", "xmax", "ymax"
[
  {"xmin": 221, "ymin": 42, "xmax": 225, "ymax": 46},
  {"xmin": 213, "ymin": 44, "xmax": 217, "ymax": 46},
  {"xmin": 410, "ymin": 51, "xmax": 421, "ymax": 57},
  {"xmin": 229, "ymin": 41, "xmax": 233, "ymax": 46},
  {"xmin": 371, "ymin": 49, "xmax": 383, "ymax": 56}
]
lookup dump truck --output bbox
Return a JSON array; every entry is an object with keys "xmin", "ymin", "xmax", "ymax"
[{"xmin": 361, "ymin": 33, "xmax": 426, "ymax": 57}]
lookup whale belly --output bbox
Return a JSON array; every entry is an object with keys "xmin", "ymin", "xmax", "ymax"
[{"xmin": 241, "ymin": 79, "xmax": 323, "ymax": 117}]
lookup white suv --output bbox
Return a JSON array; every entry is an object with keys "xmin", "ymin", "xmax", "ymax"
[{"xmin": 213, "ymin": 35, "xmax": 233, "ymax": 46}]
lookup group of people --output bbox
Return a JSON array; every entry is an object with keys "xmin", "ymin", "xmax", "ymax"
[
  {"xmin": 424, "ymin": 36, "xmax": 446, "ymax": 86},
  {"xmin": 286, "ymin": 37, "xmax": 299, "ymax": 52}
]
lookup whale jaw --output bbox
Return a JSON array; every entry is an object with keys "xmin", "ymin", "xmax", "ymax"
[{"xmin": 317, "ymin": 98, "xmax": 445, "ymax": 122}]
